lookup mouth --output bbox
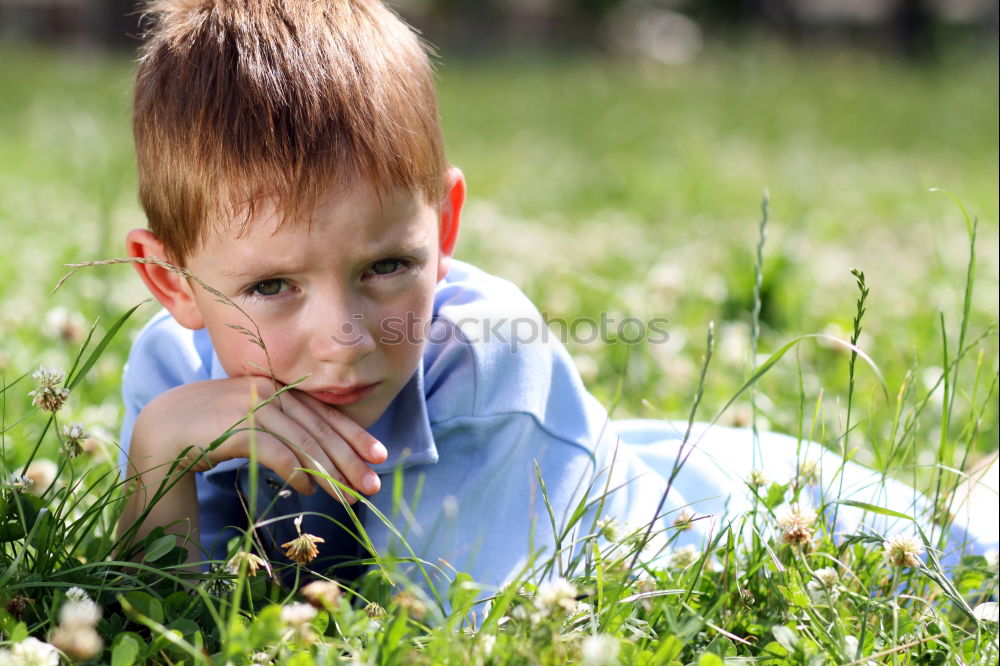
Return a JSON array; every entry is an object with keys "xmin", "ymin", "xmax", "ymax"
[{"xmin": 308, "ymin": 383, "xmax": 379, "ymax": 406}]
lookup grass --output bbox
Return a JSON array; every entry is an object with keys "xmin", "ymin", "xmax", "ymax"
[{"xmin": 1, "ymin": 39, "xmax": 997, "ymax": 663}]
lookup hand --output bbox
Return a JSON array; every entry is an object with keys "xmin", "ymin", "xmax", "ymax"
[{"xmin": 129, "ymin": 376, "xmax": 388, "ymax": 503}]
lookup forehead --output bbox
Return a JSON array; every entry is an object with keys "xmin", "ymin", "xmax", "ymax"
[{"xmin": 211, "ymin": 178, "xmax": 436, "ymax": 246}]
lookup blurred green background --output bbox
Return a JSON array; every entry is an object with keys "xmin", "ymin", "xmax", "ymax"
[{"xmin": 1, "ymin": 2, "xmax": 997, "ymax": 473}]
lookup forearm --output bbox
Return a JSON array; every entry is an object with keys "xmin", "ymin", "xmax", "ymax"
[{"xmin": 118, "ymin": 404, "xmax": 203, "ymax": 565}]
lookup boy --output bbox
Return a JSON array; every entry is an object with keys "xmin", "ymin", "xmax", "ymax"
[
  {"xmin": 119, "ymin": 0, "xmax": 666, "ymax": 588},
  {"xmin": 119, "ymin": 0, "xmax": 996, "ymax": 591}
]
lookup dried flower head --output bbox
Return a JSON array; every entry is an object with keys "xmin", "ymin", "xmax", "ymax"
[
  {"xmin": 281, "ymin": 515, "xmax": 325, "ymax": 566},
  {"xmin": 61, "ymin": 423, "xmax": 88, "ymax": 459},
  {"xmin": 227, "ymin": 551, "xmax": 266, "ymax": 577},
  {"xmin": 4, "ymin": 593, "xmax": 34, "ymax": 619},
  {"xmin": 536, "ymin": 577, "xmax": 578, "ymax": 613},
  {"xmin": 775, "ymin": 502, "xmax": 818, "ymax": 547},
  {"xmin": 29, "ymin": 366, "xmax": 70, "ymax": 413},
  {"xmin": 364, "ymin": 601, "xmax": 386, "ymax": 618},
  {"xmin": 883, "ymin": 534, "xmax": 924, "ymax": 568},
  {"xmin": 300, "ymin": 580, "xmax": 341, "ymax": 609}
]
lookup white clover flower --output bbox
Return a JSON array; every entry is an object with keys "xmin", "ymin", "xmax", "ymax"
[
  {"xmin": 597, "ymin": 515, "xmax": 620, "ymax": 542},
  {"xmin": 842, "ymin": 636, "xmax": 876, "ymax": 665},
  {"xmin": 25, "ymin": 460, "xmax": 58, "ymax": 496},
  {"xmin": 580, "ymin": 634, "xmax": 620, "ymax": 666},
  {"xmin": 747, "ymin": 468, "xmax": 769, "ymax": 488},
  {"xmin": 281, "ymin": 602, "xmax": 318, "ymax": 644},
  {"xmin": 668, "ymin": 544, "xmax": 701, "ymax": 569},
  {"xmin": 883, "ymin": 534, "xmax": 923, "ymax": 568},
  {"xmin": 536, "ymin": 577, "xmax": 578, "ymax": 613},
  {"xmin": 806, "ymin": 567, "xmax": 840, "ymax": 603},
  {"xmin": 775, "ymin": 502, "xmax": 818, "ymax": 547},
  {"xmin": 793, "ymin": 460, "xmax": 820, "ymax": 489},
  {"xmin": 973, "ymin": 602, "xmax": 998, "ymax": 624},
  {"xmin": 29, "ymin": 366, "xmax": 70, "ymax": 413},
  {"xmin": 6, "ymin": 475, "xmax": 34, "ymax": 495},
  {"xmin": 65, "ymin": 587, "xmax": 89, "ymax": 603},
  {"xmin": 7, "ymin": 637, "xmax": 60, "ymax": 666},
  {"xmin": 281, "ymin": 602, "xmax": 317, "ymax": 626},
  {"xmin": 61, "ymin": 422, "xmax": 88, "ymax": 459},
  {"xmin": 44, "ymin": 307, "xmax": 85, "ymax": 344},
  {"xmin": 477, "ymin": 633, "xmax": 496, "ymax": 657},
  {"xmin": 58, "ymin": 599, "xmax": 102, "ymax": 628},
  {"xmin": 48, "ymin": 624, "xmax": 102, "ymax": 661}
]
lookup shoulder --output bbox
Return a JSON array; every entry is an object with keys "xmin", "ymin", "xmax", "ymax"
[
  {"xmin": 122, "ymin": 308, "xmax": 215, "ymax": 405},
  {"xmin": 423, "ymin": 260, "xmax": 606, "ymax": 456}
]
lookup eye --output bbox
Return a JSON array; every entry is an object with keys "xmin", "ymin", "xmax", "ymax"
[
  {"xmin": 247, "ymin": 278, "xmax": 290, "ymax": 297},
  {"xmin": 367, "ymin": 259, "xmax": 408, "ymax": 277}
]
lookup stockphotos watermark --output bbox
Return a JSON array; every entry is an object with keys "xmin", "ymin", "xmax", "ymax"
[{"xmin": 330, "ymin": 312, "xmax": 670, "ymax": 351}]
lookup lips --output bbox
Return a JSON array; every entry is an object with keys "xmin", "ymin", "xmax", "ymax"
[{"xmin": 308, "ymin": 383, "xmax": 379, "ymax": 406}]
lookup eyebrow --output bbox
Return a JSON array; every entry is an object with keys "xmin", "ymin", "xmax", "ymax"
[{"xmin": 217, "ymin": 239, "xmax": 432, "ymax": 282}]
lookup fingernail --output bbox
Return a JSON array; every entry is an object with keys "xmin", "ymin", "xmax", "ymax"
[
  {"xmin": 363, "ymin": 471, "xmax": 380, "ymax": 494},
  {"xmin": 372, "ymin": 441, "xmax": 388, "ymax": 461}
]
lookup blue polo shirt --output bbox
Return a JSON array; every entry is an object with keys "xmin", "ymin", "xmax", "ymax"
[{"xmin": 120, "ymin": 260, "xmax": 997, "ymax": 591}]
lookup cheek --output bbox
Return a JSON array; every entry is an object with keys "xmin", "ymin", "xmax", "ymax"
[{"xmin": 212, "ymin": 322, "xmax": 293, "ymax": 377}]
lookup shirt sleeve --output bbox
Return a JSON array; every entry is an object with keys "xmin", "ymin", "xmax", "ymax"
[
  {"xmin": 405, "ymin": 265, "xmax": 644, "ymax": 591},
  {"xmin": 118, "ymin": 309, "xmax": 245, "ymax": 559}
]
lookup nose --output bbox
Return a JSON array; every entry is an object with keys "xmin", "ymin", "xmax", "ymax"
[{"xmin": 309, "ymin": 303, "xmax": 376, "ymax": 365}]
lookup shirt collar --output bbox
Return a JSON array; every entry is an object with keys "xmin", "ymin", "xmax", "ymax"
[{"xmin": 208, "ymin": 350, "xmax": 439, "ymax": 474}]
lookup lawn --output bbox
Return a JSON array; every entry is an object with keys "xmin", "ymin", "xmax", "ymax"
[{"xmin": 0, "ymin": 39, "xmax": 997, "ymax": 664}]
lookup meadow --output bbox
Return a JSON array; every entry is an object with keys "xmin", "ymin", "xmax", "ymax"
[{"xmin": 0, "ymin": 39, "xmax": 997, "ymax": 664}]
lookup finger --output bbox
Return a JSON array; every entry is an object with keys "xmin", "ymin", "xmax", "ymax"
[
  {"xmin": 253, "ymin": 407, "xmax": 360, "ymax": 503},
  {"xmin": 215, "ymin": 427, "xmax": 321, "ymax": 497},
  {"xmin": 280, "ymin": 393, "xmax": 382, "ymax": 496},
  {"xmin": 297, "ymin": 391, "xmax": 389, "ymax": 465}
]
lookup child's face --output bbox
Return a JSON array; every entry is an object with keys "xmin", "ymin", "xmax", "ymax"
[{"xmin": 179, "ymin": 176, "xmax": 458, "ymax": 428}]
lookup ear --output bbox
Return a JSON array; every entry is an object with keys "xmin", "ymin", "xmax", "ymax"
[
  {"xmin": 436, "ymin": 166, "xmax": 465, "ymax": 282},
  {"xmin": 126, "ymin": 229, "xmax": 205, "ymax": 330}
]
